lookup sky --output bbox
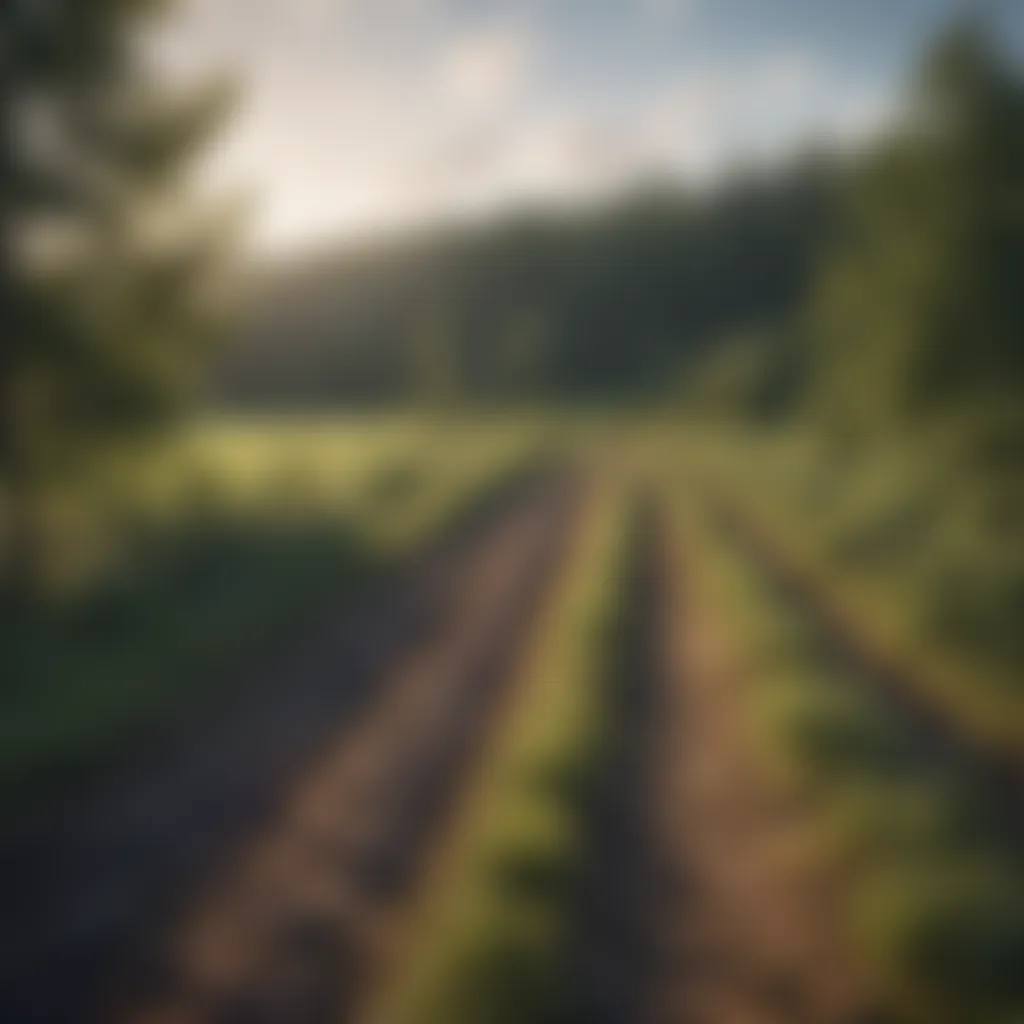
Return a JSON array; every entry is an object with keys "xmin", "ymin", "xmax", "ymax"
[{"xmin": 162, "ymin": 0, "xmax": 1024, "ymax": 252}]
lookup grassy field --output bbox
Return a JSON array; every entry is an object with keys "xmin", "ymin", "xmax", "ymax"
[
  {"xmin": 3, "ymin": 416, "xmax": 1022, "ymax": 1024},
  {"xmin": 678, "ymin": 426, "xmax": 1024, "ymax": 753},
  {"xmin": 0, "ymin": 417, "xmax": 550, "ymax": 817}
]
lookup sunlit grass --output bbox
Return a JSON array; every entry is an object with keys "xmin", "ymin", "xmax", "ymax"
[{"xmin": 0, "ymin": 416, "xmax": 549, "ymax": 817}]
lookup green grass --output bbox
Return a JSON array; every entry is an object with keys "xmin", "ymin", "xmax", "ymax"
[
  {"xmin": 0, "ymin": 416, "xmax": 550, "ymax": 817},
  {"xmin": 678, "ymin": 424, "xmax": 1024, "ymax": 759}
]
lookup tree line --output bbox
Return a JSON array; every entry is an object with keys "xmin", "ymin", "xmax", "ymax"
[
  {"xmin": 221, "ymin": 163, "xmax": 838, "ymax": 408},
  {"xmin": 2, "ymin": 0, "xmax": 231, "ymax": 599}
]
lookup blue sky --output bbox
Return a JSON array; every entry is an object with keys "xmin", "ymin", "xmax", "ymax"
[{"xmin": 166, "ymin": 0, "xmax": 1023, "ymax": 251}]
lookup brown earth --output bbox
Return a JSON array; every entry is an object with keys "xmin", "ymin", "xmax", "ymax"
[
  {"xmin": 107, "ymin": 474, "xmax": 584, "ymax": 1024},
  {"xmin": 647, "ymin": 512, "xmax": 875, "ymax": 1024}
]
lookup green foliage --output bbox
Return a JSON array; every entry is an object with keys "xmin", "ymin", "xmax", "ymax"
[
  {"xmin": 680, "ymin": 489, "xmax": 1024, "ymax": 1024},
  {"xmin": 680, "ymin": 324, "xmax": 804, "ymax": 422},
  {"xmin": 701, "ymin": 29, "xmax": 1024, "ymax": 698},
  {"xmin": 410, "ymin": 304, "xmax": 464, "ymax": 410},
  {"xmin": 0, "ymin": 419, "xmax": 547, "ymax": 817},
  {"xmin": 1, "ymin": 0, "xmax": 233, "ymax": 595},
  {"xmin": 811, "ymin": 21, "xmax": 1024, "ymax": 442},
  {"xmin": 855, "ymin": 863, "xmax": 1024, "ymax": 1023},
  {"xmin": 222, "ymin": 163, "xmax": 837, "ymax": 408}
]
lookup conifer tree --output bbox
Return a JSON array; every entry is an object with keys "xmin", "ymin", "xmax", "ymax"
[
  {"xmin": 1, "ymin": 0, "xmax": 232, "ymax": 597},
  {"xmin": 811, "ymin": 17, "xmax": 1024, "ymax": 446}
]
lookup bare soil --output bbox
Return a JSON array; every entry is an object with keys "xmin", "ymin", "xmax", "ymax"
[{"xmin": 647, "ymin": 522, "xmax": 872, "ymax": 1024}]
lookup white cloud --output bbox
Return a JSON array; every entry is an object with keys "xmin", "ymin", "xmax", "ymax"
[
  {"xmin": 438, "ymin": 26, "xmax": 535, "ymax": 110},
  {"xmin": 164, "ymin": 0, "xmax": 895, "ymax": 251}
]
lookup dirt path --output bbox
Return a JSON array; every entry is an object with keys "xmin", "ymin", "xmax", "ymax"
[
  {"xmin": 109, "ymin": 474, "xmax": 582, "ymax": 1024},
  {"xmin": 568, "ymin": 499, "xmax": 870, "ymax": 1024},
  {"xmin": 647, "ymin": 516, "xmax": 872, "ymax": 1024},
  {"xmin": 0, "ymin": 472, "xmax": 582, "ymax": 1024}
]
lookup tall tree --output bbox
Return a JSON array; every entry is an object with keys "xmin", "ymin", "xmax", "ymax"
[
  {"xmin": 1, "ymin": 0, "xmax": 232, "ymax": 597},
  {"xmin": 810, "ymin": 17, "xmax": 1024, "ymax": 446}
]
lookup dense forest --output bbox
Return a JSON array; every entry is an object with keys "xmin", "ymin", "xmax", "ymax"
[
  {"xmin": 219, "ymin": 160, "xmax": 839, "ymax": 407},
  {"xmin": 220, "ymin": 19, "xmax": 1024, "ymax": 437}
]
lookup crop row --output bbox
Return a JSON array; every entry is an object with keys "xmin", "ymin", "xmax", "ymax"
[
  {"xmin": 677, "ymin": 493, "xmax": 1024, "ymax": 1024},
  {"xmin": 372, "ymin": 485, "xmax": 637, "ymax": 1024},
  {"xmin": 685, "ymin": 431, "xmax": 1024, "ymax": 756}
]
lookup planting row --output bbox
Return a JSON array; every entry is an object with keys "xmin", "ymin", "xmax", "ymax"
[
  {"xmin": 370, "ymin": 485, "xmax": 638, "ymax": 1024},
  {"xmin": 686, "ymin": 431, "xmax": 1024, "ymax": 758},
  {"xmin": 677, "ymin": 492, "xmax": 1024, "ymax": 1024}
]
